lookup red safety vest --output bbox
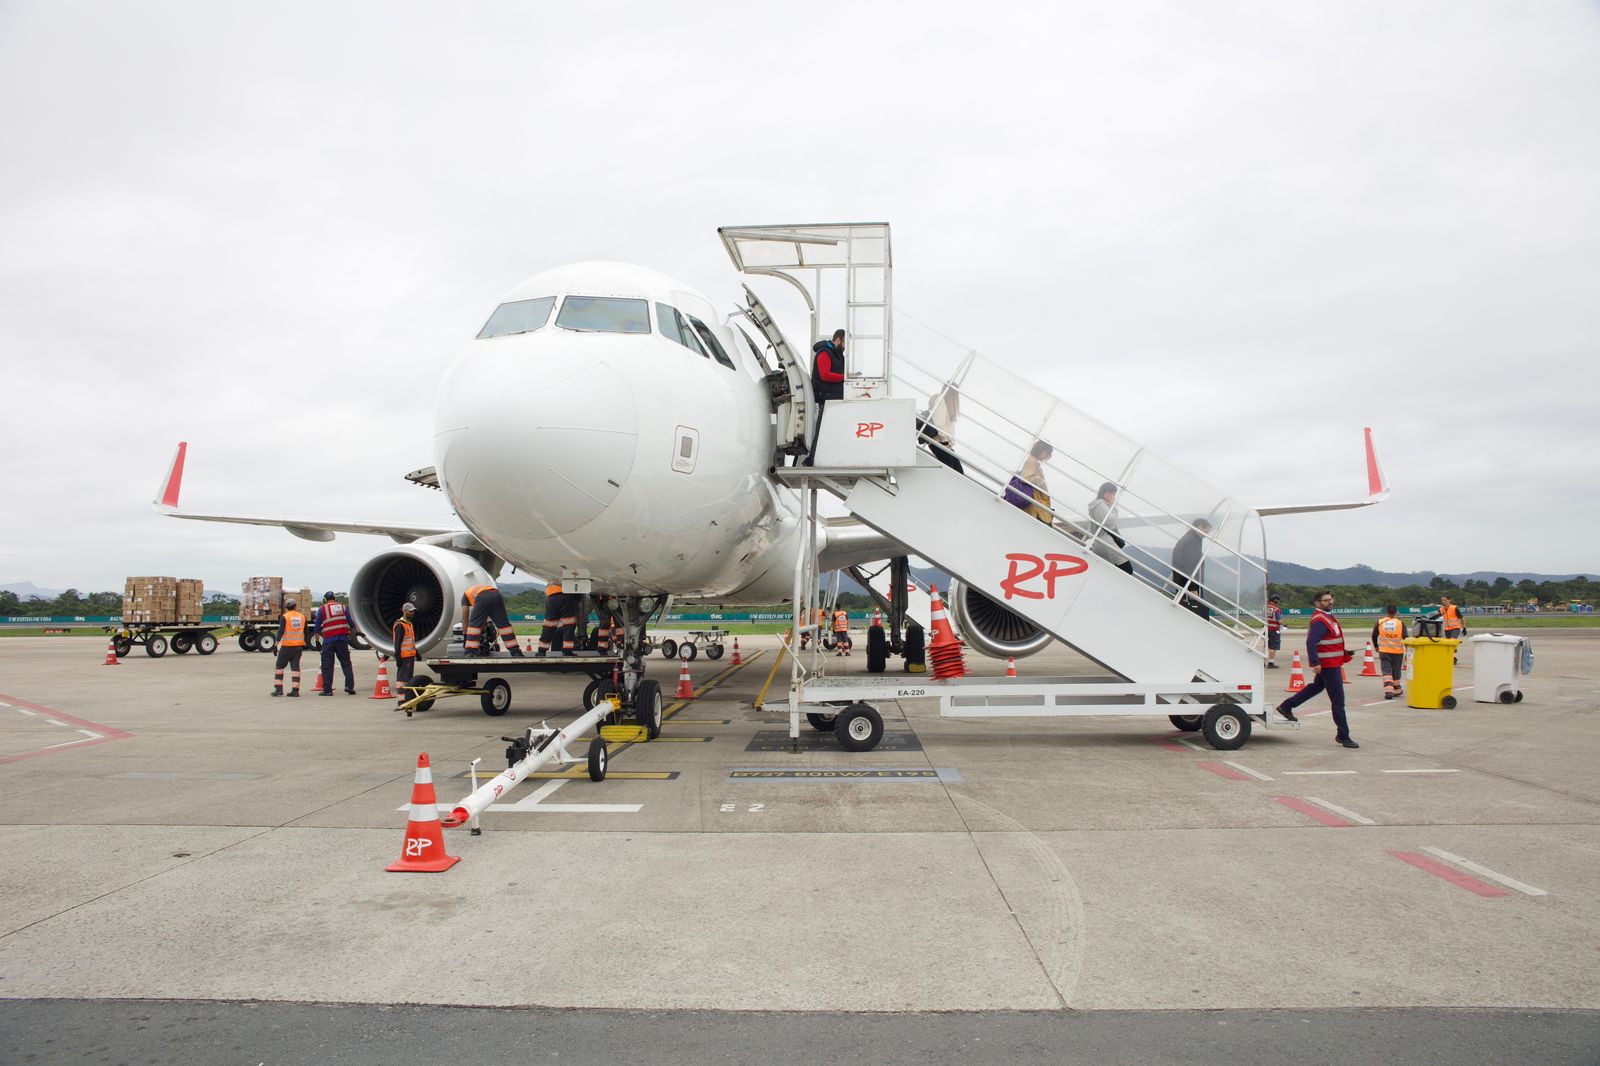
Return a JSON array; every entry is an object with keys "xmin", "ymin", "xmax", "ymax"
[
  {"xmin": 1266, "ymin": 605, "xmax": 1282, "ymax": 632},
  {"xmin": 280, "ymin": 610, "xmax": 307, "ymax": 648},
  {"xmin": 1377, "ymin": 616, "xmax": 1405, "ymax": 655},
  {"xmin": 1311, "ymin": 609, "xmax": 1348, "ymax": 668},
  {"xmin": 393, "ymin": 618, "xmax": 416, "ymax": 659},
  {"xmin": 319, "ymin": 601, "xmax": 350, "ymax": 639}
]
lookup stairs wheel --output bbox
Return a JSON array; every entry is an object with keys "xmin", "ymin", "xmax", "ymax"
[
  {"xmin": 835, "ymin": 703, "xmax": 884, "ymax": 752},
  {"xmin": 1168, "ymin": 714, "xmax": 1203, "ymax": 733},
  {"xmin": 1201, "ymin": 705, "xmax": 1251, "ymax": 751}
]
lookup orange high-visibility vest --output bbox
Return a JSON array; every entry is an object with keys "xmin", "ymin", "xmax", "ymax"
[
  {"xmin": 280, "ymin": 610, "xmax": 307, "ymax": 648},
  {"xmin": 1441, "ymin": 604, "xmax": 1462, "ymax": 632},
  {"xmin": 833, "ymin": 610, "xmax": 848, "ymax": 633},
  {"xmin": 462, "ymin": 584, "xmax": 493, "ymax": 607},
  {"xmin": 545, "ymin": 582, "xmax": 563, "ymax": 596},
  {"xmin": 394, "ymin": 618, "xmax": 416, "ymax": 659},
  {"xmin": 1377, "ymin": 616, "xmax": 1405, "ymax": 655}
]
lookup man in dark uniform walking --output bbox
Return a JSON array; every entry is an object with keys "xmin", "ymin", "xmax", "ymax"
[{"xmin": 1276, "ymin": 590, "xmax": 1359, "ymax": 748}]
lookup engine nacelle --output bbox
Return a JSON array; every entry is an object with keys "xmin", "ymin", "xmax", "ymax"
[
  {"xmin": 350, "ymin": 544, "xmax": 495, "ymax": 656},
  {"xmin": 946, "ymin": 578, "xmax": 1054, "ymax": 660}
]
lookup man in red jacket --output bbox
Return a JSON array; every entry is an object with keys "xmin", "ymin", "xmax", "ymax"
[
  {"xmin": 1275, "ymin": 589, "xmax": 1358, "ymax": 748},
  {"xmin": 802, "ymin": 329, "xmax": 846, "ymax": 466}
]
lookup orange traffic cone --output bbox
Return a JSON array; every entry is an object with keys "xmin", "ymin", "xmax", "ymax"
[
  {"xmin": 1341, "ymin": 664, "xmax": 1351, "ymax": 683},
  {"xmin": 1006, "ymin": 657, "xmax": 1016, "ymax": 678},
  {"xmin": 103, "ymin": 636, "xmax": 120, "ymax": 666},
  {"xmin": 1285, "ymin": 651, "xmax": 1306, "ymax": 693},
  {"xmin": 675, "ymin": 660, "xmax": 696, "ymax": 699},
  {"xmin": 926, "ymin": 585, "xmax": 967, "ymax": 679},
  {"xmin": 871, "ymin": 608, "xmax": 882, "ymax": 628},
  {"xmin": 730, "ymin": 638, "xmax": 742, "ymax": 666},
  {"xmin": 387, "ymin": 753, "xmax": 459, "ymax": 873},
  {"xmin": 369, "ymin": 657, "xmax": 393, "ymax": 700},
  {"xmin": 313, "ymin": 671, "xmax": 327, "ymax": 693},
  {"xmin": 1401, "ymin": 648, "xmax": 1413, "ymax": 680},
  {"xmin": 1359, "ymin": 642, "xmax": 1379, "ymax": 676}
]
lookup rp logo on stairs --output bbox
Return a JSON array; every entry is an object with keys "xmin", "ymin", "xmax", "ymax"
[{"xmin": 1000, "ymin": 553, "xmax": 1088, "ymax": 601}]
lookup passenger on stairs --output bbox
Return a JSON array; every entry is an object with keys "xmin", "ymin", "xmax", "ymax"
[
  {"xmin": 1005, "ymin": 440, "xmax": 1054, "ymax": 524},
  {"xmin": 1171, "ymin": 517, "xmax": 1212, "ymax": 619},
  {"xmin": 1088, "ymin": 482, "xmax": 1135, "ymax": 575},
  {"xmin": 916, "ymin": 384, "xmax": 964, "ymax": 474}
]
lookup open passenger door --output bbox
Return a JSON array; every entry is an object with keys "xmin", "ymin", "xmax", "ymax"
[{"xmin": 738, "ymin": 284, "xmax": 815, "ymax": 459}]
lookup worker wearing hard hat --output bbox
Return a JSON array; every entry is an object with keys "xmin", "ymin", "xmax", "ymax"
[
  {"xmin": 461, "ymin": 583, "xmax": 524, "ymax": 657},
  {"xmin": 314, "ymin": 591, "xmax": 358, "ymax": 695},
  {"xmin": 271, "ymin": 597, "xmax": 308, "ymax": 697},
  {"xmin": 390, "ymin": 602, "xmax": 418, "ymax": 711}
]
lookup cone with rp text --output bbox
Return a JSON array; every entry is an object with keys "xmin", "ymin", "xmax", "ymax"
[
  {"xmin": 369, "ymin": 657, "xmax": 393, "ymax": 700},
  {"xmin": 926, "ymin": 585, "xmax": 967, "ymax": 679},
  {"xmin": 1285, "ymin": 650, "xmax": 1306, "ymax": 693},
  {"xmin": 386, "ymin": 752, "xmax": 460, "ymax": 873}
]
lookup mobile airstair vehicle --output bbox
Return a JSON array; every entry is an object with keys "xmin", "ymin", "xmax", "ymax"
[{"xmin": 721, "ymin": 223, "xmax": 1289, "ymax": 752}]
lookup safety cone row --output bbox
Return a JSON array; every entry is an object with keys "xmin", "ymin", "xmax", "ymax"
[
  {"xmin": 386, "ymin": 752, "xmax": 460, "ymax": 873},
  {"xmin": 1005, "ymin": 657, "xmax": 1017, "ymax": 678},
  {"xmin": 926, "ymin": 585, "xmax": 967, "ymax": 679},
  {"xmin": 1358, "ymin": 641, "xmax": 1379, "ymax": 676},
  {"xmin": 1285, "ymin": 650, "xmax": 1306, "ymax": 692},
  {"xmin": 675, "ymin": 659, "xmax": 696, "ymax": 699},
  {"xmin": 102, "ymin": 636, "xmax": 120, "ymax": 666},
  {"xmin": 730, "ymin": 638, "xmax": 742, "ymax": 666},
  {"xmin": 369, "ymin": 657, "xmax": 393, "ymax": 700}
]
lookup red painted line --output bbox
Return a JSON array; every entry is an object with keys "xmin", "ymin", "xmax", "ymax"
[
  {"xmin": 1273, "ymin": 795, "xmax": 1354, "ymax": 828},
  {"xmin": 1198, "ymin": 760, "xmax": 1250, "ymax": 781},
  {"xmin": 1147, "ymin": 734, "xmax": 1187, "ymax": 754},
  {"xmin": 0, "ymin": 692, "xmax": 133, "ymax": 766},
  {"xmin": 1388, "ymin": 850, "xmax": 1511, "ymax": 898}
]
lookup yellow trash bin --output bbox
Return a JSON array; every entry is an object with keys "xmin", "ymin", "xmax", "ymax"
[{"xmin": 1404, "ymin": 636, "xmax": 1460, "ymax": 708}]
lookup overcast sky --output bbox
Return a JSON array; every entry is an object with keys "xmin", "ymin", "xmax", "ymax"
[{"xmin": 2, "ymin": 0, "xmax": 1596, "ymax": 597}]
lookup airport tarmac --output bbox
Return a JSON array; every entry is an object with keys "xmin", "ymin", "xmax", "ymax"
[{"xmin": 1, "ymin": 632, "xmax": 1598, "ymax": 1062}]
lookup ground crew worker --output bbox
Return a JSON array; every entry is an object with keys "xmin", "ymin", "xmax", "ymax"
[
  {"xmin": 803, "ymin": 329, "xmax": 846, "ymax": 465},
  {"xmin": 1371, "ymin": 603, "xmax": 1406, "ymax": 700},
  {"xmin": 591, "ymin": 604, "xmax": 620, "ymax": 653},
  {"xmin": 536, "ymin": 580, "xmax": 578, "ymax": 656},
  {"xmin": 1265, "ymin": 594, "xmax": 1283, "ymax": 669},
  {"xmin": 1439, "ymin": 595, "xmax": 1464, "ymax": 641},
  {"xmin": 271, "ymin": 598, "xmax": 307, "ymax": 697},
  {"xmin": 1275, "ymin": 590, "xmax": 1359, "ymax": 748},
  {"xmin": 462, "ymin": 583, "xmax": 523, "ymax": 657},
  {"xmin": 833, "ymin": 608, "xmax": 851, "ymax": 656},
  {"xmin": 391, "ymin": 602, "xmax": 418, "ymax": 710},
  {"xmin": 314, "ymin": 591, "xmax": 357, "ymax": 695}
]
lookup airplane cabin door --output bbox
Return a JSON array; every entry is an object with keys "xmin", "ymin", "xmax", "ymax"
[{"xmin": 739, "ymin": 285, "xmax": 814, "ymax": 458}]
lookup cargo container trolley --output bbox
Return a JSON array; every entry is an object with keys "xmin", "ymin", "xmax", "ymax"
[{"xmin": 105, "ymin": 620, "xmax": 230, "ymax": 659}]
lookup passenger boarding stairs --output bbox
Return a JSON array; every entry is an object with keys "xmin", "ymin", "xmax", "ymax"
[{"xmin": 792, "ymin": 347, "xmax": 1271, "ymax": 693}]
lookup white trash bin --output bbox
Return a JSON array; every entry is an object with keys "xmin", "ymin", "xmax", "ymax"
[{"xmin": 1470, "ymin": 633, "xmax": 1529, "ymax": 704}]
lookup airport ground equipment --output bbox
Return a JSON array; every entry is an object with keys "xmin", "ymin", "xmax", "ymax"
[
  {"xmin": 401, "ymin": 651, "xmax": 664, "ymax": 735},
  {"xmin": 438, "ymin": 695, "xmax": 637, "ymax": 829},
  {"xmin": 103, "ymin": 621, "xmax": 229, "ymax": 659},
  {"xmin": 1468, "ymin": 633, "xmax": 1530, "ymax": 704},
  {"xmin": 723, "ymin": 223, "xmax": 1281, "ymax": 751},
  {"xmin": 233, "ymin": 621, "xmax": 371, "ymax": 655},
  {"xmin": 649, "ymin": 628, "xmax": 728, "ymax": 661}
]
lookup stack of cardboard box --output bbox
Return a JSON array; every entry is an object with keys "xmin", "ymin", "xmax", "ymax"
[
  {"xmin": 123, "ymin": 577, "xmax": 202, "ymax": 624},
  {"xmin": 240, "ymin": 576, "xmax": 284, "ymax": 622},
  {"xmin": 285, "ymin": 587, "xmax": 315, "ymax": 614}
]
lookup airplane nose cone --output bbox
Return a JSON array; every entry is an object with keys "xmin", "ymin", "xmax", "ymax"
[{"xmin": 436, "ymin": 342, "xmax": 638, "ymax": 540}]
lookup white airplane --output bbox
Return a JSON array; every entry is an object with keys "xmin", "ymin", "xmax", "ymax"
[{"xmin": 155, "ymin": 226, "xmax": 1387, "ymax": 719}]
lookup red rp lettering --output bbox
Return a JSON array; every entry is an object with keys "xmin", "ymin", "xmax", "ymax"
[
  {"xmin": 855, "ymin": 421, "xmax": 885, "ymax": 438},
  {"xmin": 1000, "ymin": 552, "xmax": 1089, "ymax": 600}
]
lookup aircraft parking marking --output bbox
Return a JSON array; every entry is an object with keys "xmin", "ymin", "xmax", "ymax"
[
  {"xmin": 1384, "ymin": 768, "xmax": 1460, "ymax": 774},
  {"xmin": 1421, "ymin": 847, "xmax": 1549, "ymax": 896},
  {"xmin": 1304, "ymin": 797, "xmax": 1375, "ymax": 825},
  {"xmin": 1282, "ymin": 770, "xmax": 1358, "ymax": 775},
  {"xmin": 1387, "ymin": 850, "xmax": 1511, "ymax": 898},
  {"xmin": 0, "ymin": 692, "xmax": 132, "ymax": 765},
  {"xmin": 401, "ymin": 780, "xmax": 643, "ymax": 815},
  {"xmin": 1197, "ymin": 760, "xmax": 1251, "ymax": 781},
  {"xmin": 1175, "ymin": 737, "xmax": 1206, "ymax": 753},
  {"xmin": 1146, "ymin": 735, "xmax": 1188, "ymax": 754},
  {"xmin": 1273, "ymin": 795, "xmax": 1357, "ymax": 828},
  {"xmin": 1222, "ymin": 760, "xmax": 1273, "ymax": 781}
]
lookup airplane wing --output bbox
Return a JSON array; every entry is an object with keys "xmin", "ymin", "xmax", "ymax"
[
  {"xmin": 152, "ymin": 441, "xmax": 464, "ymax": 544},
  {"xmin": 1256, "ymin": 427, "xmax": 1390, "ymax": 517}
]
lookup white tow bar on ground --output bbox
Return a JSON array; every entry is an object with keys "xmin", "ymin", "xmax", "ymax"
[{"xmin": 440, "ymin": 701, "xmax": 617, "ymax": 828}]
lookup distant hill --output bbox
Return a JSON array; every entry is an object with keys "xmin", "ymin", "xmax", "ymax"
[
  {"xmin": 1264, "ymin": 563, "xmax": 1595, "ymax": 588},
  {"xmin": 0, "ymin": 581, "xmax": 66, "ymax": 600}
]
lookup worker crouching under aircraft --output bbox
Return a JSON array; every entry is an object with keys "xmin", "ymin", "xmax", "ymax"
[
  {"xmin": 536, "ymin": 580, "xmax": 578, "ymax": 657},
  {"xmin": 461, "ymin": 583, "xmax": 523, "ymax": 657}
]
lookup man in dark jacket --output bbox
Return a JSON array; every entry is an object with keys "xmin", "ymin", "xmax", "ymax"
[
  {"xmin": 803, "ymin": 329, "xmax": 846, "ymax": 466},
  {"xmin": 1171, "ymin": 518, "xmax": 1211, "ymax": 618}
]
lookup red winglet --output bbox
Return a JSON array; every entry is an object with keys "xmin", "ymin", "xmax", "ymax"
[
  {"xmin": 156, "ymin": 441, "xmax": 187, "ymax": 509},
  {"xmin": 1363, "ymin": 427, "xmax": 1384, "ymax": 497}
]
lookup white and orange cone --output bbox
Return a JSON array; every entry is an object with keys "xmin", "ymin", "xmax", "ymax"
[
  {"xmin": 1359, "ymin": 642, "xmax": 1379, "ymax": 677},
  {"xmin": 871, "ymin": 608, "xmax": 882, "ymax": 628},
  {"xmin": 926, "ymin": 585, "xmax": 967, "ymax": 679},
  {"xmin": 386, "ymin": 752, "xmax": 460, "ymax": 873},
  {"xmin": 369, "ymin": 657, "xmax": 393, "ymax": 700},
  {"xmin": 1005, "ymin": 657, "xmax": 1016, "ymax": 678},
  {"xmin": 675, "ymin": 660, "xmax": 696, "ymax": 699},
  {"xmin": 730, "ymin": 638, "xmax": 742, "ymax": 666},
  {"xmin": 1285, "ymin": 650, "xmax": 1306, "ymax": 693},
  {"xmin": 103, "ymin": 636, "xmax": 121, "ymax": 666}
]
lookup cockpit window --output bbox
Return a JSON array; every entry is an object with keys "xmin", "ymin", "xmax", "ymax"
[
  {"xmin": 688, "ymin": 317, "xmax": 737, "ymax": 370},
  {"xmin": 656, "ymin": 303, "xmax": 708, "ymax": 358},
  {"xmin": 555, "ymin": 296, "xmax": 651, "ymax": 334},
  {"xmin": 477, "ymin": 296, "xmax": 555, "ymax": 339}
]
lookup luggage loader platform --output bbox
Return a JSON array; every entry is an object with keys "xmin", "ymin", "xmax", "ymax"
[{"xmin": 402, "ymin": 652, "xmax": 626, "ymax": 718}]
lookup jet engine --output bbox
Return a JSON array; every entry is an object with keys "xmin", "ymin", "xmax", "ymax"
[
  {"xmin": 349, "ymin": 544, "xmax": 496, "ymax": 656},
  {"xmin": 946, "ymin": 578, "xmax": 1054, "ymax": 660}
]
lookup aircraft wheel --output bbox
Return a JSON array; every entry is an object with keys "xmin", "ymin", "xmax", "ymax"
[
  {"xmin": 171, "ymin": 634, "xmax": 193, "ymax": 655},
  {"xmin": 308, "ymin": 633, "xmax": 323, "ymax": 651},
  {"xmin": 680, "ymin": 642, "xmax": 697, "ymax": 662},
  {"xmin": 113, "ymin": 636, "xmax": 134, "ymax": 658},
  {"xmin": 480, "ymin": 678, "xmax": 512, "ymax": 716},
  {"xmin": 1202, "ymin": 705, "xmax": 1251, "ymax": 751},
  {"xmin": 1168, "ymin": 713, "xmax": 1203, "ymax": 732},
  {"xmin": 145, "ymin": 634, "xmax": 168, "ymax": 658},
  {"xmin": 902, "ymin": 624, "xmax": 926, "ymax": 672},
  {"xmin": 350, "ymin": 632, "xmax": 371, "ymax": 652},
  {"xmin": 587, "ymin": 737, "xmax": 608, "ymax": 781},
  {"xmin": 866, "ymin": 626, "xmax": 887, "ymax": 673},
  {"xmin": 658, "ymin": 639, "xmax": 677, "ymax": 661},
  {"xmin": 582, "ymin": 678, "xmax": 606, "ymax": 710},
  {"xmin": 195, "ymin": 633, "xmax": 218, "ymax": 655},
  {"xmin": 257, "ymin": 631, "xmax": 278, "ymax": 654},
  {"xmin": 806, "ymin": 712, "xmax": 837, "ymax": 732},
  {"xmin": 238, "ymin": 630, "xmax": 259, "ymax": 652},
  {"xmin": 706, "ymin": 643, "xmax": 724, "ymax": 660},
  {"xmin": 835, "ymin": 703, "xmax": 884, "ymax": 752},
  {"xmin": 634, "ymin": 679, "xmax": 663, "ymax": 739},
  {"xmin": 1441, "ymin": 695, "xmax": 1457, "ymax": 710}
]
